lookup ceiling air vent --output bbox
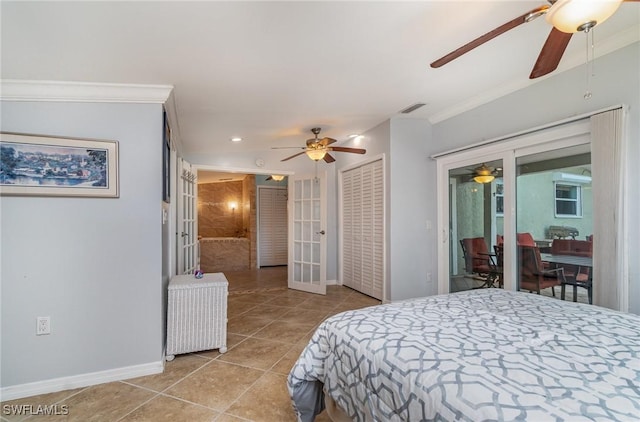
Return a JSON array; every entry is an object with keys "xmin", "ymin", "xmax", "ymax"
[{"xmin": 400, "ymin": 103, "xmax": 426, "ymax": 114}]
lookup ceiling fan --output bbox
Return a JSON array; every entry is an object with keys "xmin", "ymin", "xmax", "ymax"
[
  {"xmin": 430, "ymin": 0, "xmax": 636, "ymax": 79},
  {"xmin": 465, "ymin": 163, "xmax": 502, "ymax": 184},
  {"xmin": 274, "ymin": 128, "xmax": 366, "ymax": 163}
]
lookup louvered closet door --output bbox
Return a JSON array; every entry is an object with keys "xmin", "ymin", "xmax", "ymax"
[
  {"xmin": 371, "ymin": 160, "xmax": 384, "ymax": 299},
  {"xmin": 342, "ymin": 171, "xmax": 355, "ymax": 289},
  {"xmin": 341, "ymin": 159, "xmax": 384, "ymax": 300},
  {"xmin": 258, "ymin": 187, "xmax": 288, "ymax": 267},
  {"xmin": 351, "ymin": 168, "xmax": 363, "ymax": 291},
  {"xmin": 360, "ymin": 164, "xmax": 374, "ymax": 296}
]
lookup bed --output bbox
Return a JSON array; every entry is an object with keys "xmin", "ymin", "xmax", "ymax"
[{"xmin": 287, "ymin": 289, "xmax": 640, "ymax": 421}]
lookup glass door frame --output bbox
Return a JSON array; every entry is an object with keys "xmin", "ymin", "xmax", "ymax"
[{"xmin": 436, "ymin": 119, "xmax": 591, "ymax": 294}]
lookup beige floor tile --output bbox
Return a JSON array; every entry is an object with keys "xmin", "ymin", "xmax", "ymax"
[
  {"xmin": 240, "ymin": 305, "xmax": 291, "ymax": 320},
  {"xmin": 31, "ymin": 382, "xmax": 155, "ymax": 422},
  {"xmin": 126, "ymin": 354, "xmax": 210, "ymax": 392},
  {"xmin": 270, "ymin": 342, "xmax": 307, "ymax": 376},
  {"xmin": 227, "ymin": 301, "xmax": 260, "ymax": 318},
  {"xmin": 0, "ymin": 388, "xmax": 86, "ymax": 422},
  {"xmin": 225, "ymin": 372, "xmax": 297, "ymax": 422},
  {"xmin": 195, "ymin": 333, "xmax": 248, "ymax": 359},
  {"xmin": 227, "ymin": 316, "xmax": 273, "ymax": 336},
  {"xmin": 119, "ymin": 395, "xmax": 218, "ymax": 422},
  {"xmin": 264, "ymin": 296, "xmax": 309, "ymax": 307},
  {"xmin": 252, "ymin": 320, "xmax": 317, "ymax": 344},
  {"xmin": 217, "ymin": 338, "xmax": 292, "ymax": 370},
  {"xmin": 215, "ymin": 414, "xmax": 248, "ymax": 422},
  {"xmin": 277, "ymin": 308, "xmax": 330, "ymax": 325},
  {"xmin": 164, "ymin": 361, "xmax": 263, "ymax": 411}
]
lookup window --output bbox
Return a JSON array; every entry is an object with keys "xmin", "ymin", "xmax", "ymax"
[
  {"xmin": 495, "ymin": 179, "xmax": 504, "ymax": 216},
  {"xmin": 555, "ymin": 183, "xmax": 582, "ymax": 217}
]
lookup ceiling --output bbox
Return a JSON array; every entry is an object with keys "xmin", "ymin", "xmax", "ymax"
[{"xmin": 2, "ymin": 1, "xmax": 638, "ymax": 157}]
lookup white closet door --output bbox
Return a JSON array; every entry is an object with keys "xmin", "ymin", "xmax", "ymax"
[
  {"xmin": 258, "ymin": 186, "xmax": 288, "ymax": 267},
  {"xmin": 371, "ymin": 159, "xmax": 384, "ymax": 299},
  {"xmin": 342, "ymin": 171, "xmax": 355, "ymax": 289},
  {"xmin": 341, "ymin": 158, "xmax": 384, "ymax": 300},
  {"xmin": 352, "ymin": 167, "xmax": 363, "ymax": 292},
  {"xmin": 360, "ymin": 164, "xmax": 374, "ymax": 296}
]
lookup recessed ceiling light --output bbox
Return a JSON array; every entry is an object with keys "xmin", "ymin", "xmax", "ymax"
[{"xmin": 230, "ymin": 137, "xmax": 242, "ymax": 142}]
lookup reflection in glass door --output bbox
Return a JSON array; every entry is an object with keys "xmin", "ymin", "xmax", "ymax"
[
  {"xmin": 515, "ymin": 145, "xmax": 593, "ymax": 304},
  {"xmin": 449, "ymin": 160, "xmax": 503, "ymax": 292}
]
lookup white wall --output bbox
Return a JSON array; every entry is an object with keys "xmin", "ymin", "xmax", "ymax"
[
  {"xmin": 431, "ymin": 42, "xmax": 640, "ymax": 313},
  {"xmin": 1, "ymin": 101, "xmax": 165, "ymax": 390}
]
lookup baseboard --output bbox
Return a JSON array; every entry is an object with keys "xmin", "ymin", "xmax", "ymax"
[
  {"xmin": 326, "ymin": 279, "xmax": 339, "ymax": 286},
  {"xmin": 0, "ymin": 361, "xmax": 164, "ymax": 402}
]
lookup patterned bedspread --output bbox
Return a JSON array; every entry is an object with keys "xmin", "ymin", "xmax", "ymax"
[{"xmin": 287, "ymin": 289, "xmax": 640, "ymax": 421}]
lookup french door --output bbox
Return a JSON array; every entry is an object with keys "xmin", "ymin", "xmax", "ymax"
[
  {"xmin": 177, "ymin": 158, "xmax": 198, "ymax": 275},
  {"xmin": 288, "ymin": 172, "xmax": 327, "ymax": 294}
]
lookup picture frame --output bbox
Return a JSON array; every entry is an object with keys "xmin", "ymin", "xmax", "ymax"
[{"xmin": 0, "ymin": 132, "xmax": 119, "ymax": 198}]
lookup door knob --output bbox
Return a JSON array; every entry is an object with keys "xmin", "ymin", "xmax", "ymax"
[{"xmin": 316, "ymin": 230, "xmax": 326, "ymax": 235}]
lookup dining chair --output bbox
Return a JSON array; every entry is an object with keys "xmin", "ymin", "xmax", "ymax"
[
  {"xmin": 460, "ymin": 237, "xmax": 498, "ymax": 288},
  {"xmin": 551, "ymin": 239, "xmax": 592, "ymax": 303},
  {"xmin": 518, "ymin": 245, "xmax": 564, "ymax": 296}
]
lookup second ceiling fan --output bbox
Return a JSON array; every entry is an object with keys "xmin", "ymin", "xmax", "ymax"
[
  {"xmin": 430, "ymin": 0, "xmax": 636, "ymax": 79},
  {"xmin": 275, "ymin": 128, "xmax": 366, "ymax": 163}
]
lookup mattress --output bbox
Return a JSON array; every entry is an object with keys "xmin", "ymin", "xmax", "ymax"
[{"xmin": 288, "ymin": 289, "xmax": 640, "ymax": 421}]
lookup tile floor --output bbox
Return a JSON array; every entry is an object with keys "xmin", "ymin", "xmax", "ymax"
[{"xmin": 1, "ymin": 267, "xmax": 381, "ymax": 422}]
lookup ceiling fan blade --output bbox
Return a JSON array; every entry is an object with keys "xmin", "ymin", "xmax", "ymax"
[
  {"xmin": 281, "ymin": 151, "xmax": 307, "ymax": 162},
  {"xmin": 430, "ymin": 5, "xmax": 549, "ymax": 68},
  {"xmin": 319, "ymin": 137, "xmax": 337, "ymax": 147},
  {"xmin": 328, "ymin": 146, "xmax": 366, "ymax": 154},
  {"xmin": 529, "ymin": 27, "xmax": 572, "ymax": 79},
  {"xmin": 323, "ymin": 153, "xmax": 336, "ymax": 163},
  {"xmin": 265, "ymin": 176, "xmax": 273, "ymax": 181}
]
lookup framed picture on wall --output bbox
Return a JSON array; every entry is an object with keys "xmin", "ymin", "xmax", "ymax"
[{"xmin": 0, "ymin": 132, "xmax": 119, "ymax": 198}]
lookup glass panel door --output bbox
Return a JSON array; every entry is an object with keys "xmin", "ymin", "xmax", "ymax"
[
  {"xmin": 516, "ymin": 145, "xmax": 593, "ymax": 304},
  {"xmin": 449, "ymin": 160, "xmax": 503, "ymax": 292}
]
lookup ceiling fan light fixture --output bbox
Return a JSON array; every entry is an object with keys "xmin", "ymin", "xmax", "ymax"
[
  {"xmin": 271, "ymin": 175, "xmax": 285, "ymax": 181},
  {"xmin": 473, "ymin": 175, "xmax": 495, "ymax": 184},
  {"xmin": 306, "ymin": 148, "xmax": 327, "ymax": 161},
  {"xmin": 546, "ymin": 0, "xmax": 623, "ymax": 33}
]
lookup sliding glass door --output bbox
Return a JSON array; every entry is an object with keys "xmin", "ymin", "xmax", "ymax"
[
  {"xmin": 448, "ymin": 160, "xmax": 503, "ymax": 292},
  {"xmin": 515, "ymin": 145, "xmax": 593, "ymax": 304},
  {"xmin": 436, "ymin": 118, "xmax": 592, "ymax": 298}
]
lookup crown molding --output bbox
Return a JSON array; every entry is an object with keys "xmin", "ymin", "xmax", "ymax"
[
  {"xmin": 0, "ymin": 80, "xmax": 173, "ymax": 104},
  {"xmin": 428, "ymin": 25, "xmax": 639, "ymax": 125}
]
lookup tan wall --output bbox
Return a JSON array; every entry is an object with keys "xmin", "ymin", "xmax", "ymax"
[
  {"xmin": 198, "ymin": 176, "xmax": 257, "ymax": 270},
  {"xmin": 198, "ymin": 180, "xmax": 244, "ymax": 238}
]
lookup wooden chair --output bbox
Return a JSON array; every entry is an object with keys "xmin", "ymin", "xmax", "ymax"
[
  {"xmin": 518, "ymin": 245, "xmax": 564, "ymax": 296},
  {"xmin": 460, "ymin": 237, "xmax": 498, "ymax": 288}
]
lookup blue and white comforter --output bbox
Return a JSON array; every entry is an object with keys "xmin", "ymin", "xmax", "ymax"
[{"xmin": 288, "ymin": 289, "xmax": 640, "ymax": 421}]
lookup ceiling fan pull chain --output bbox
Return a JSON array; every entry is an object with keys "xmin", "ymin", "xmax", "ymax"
[{"xmin": 583, "ymin": 28, "xmax": 594, "ymax": 100}]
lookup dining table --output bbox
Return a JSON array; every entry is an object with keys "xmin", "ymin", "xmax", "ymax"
[{"xmin": 541, "ymin": 253, "xmax": 593, "ymax": 304}]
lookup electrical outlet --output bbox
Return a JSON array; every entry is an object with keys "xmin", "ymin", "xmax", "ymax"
[
  {"xmin": 36, "ymin": 316, "xmax": 51, "ymax": 336},
  {"xmin": 426, "ymin": 272, "xmax": 433, "ymax": 282}
]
